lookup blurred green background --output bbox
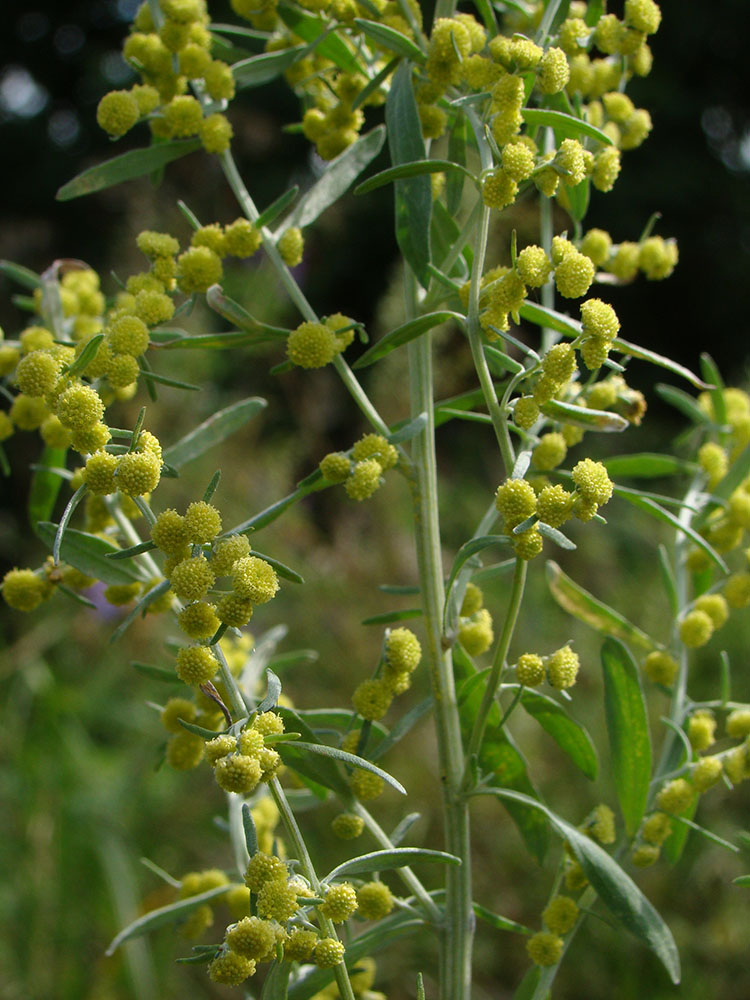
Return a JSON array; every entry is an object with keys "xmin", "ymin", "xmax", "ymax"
[{"xmin": 2, "ymin": 1, "xmax": 750, "ymax": 998}]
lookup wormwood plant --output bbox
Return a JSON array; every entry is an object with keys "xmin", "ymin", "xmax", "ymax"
[{"xmin": 2, "ymin": 0, "xmax": 750, "ymax": 997}]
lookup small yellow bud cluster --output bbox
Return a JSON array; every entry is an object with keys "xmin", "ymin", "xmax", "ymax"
[
  {"xmin": 319, "ymin": 432, "xmax": 398, "ymax": 502},
  {"xmin": 176, "ymin": 867, "xmax": 229, "ymax": 942},
  {"xmin": 352, "ymin": 626, "xmax": 422, "ymax": 720},
  {"xmin": 514, "ymin": 646, "xmax": 580, "ymax": 689},
  {"xmin": 208, "ymin": 713, "xmax": 285, "ymax": 794}
]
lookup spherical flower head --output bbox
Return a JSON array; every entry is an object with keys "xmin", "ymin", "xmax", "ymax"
[
  {"xmin": 191, "ymin": 224, "xmax": 226, "ymax": 256},
  {"xmin": 554, "ymin": 250, "xmax": 595, "ymax": 298},
  {"xmin": 693, "ymin": 755, "xmax": 723, "ymax": 793},
  {"xmin": 352, "ymin": 433, "xmax": 398, "ymax": 470},
  {"xmin": 489, "ymin": 271, "xmax": 526, "ymax": 316},
  {"xmin": 516, "ymin": 653, "xmax": 545, "ymax": 686},
  {"xmin": 312, "ymin": 937, "xmax": 346, "ymax": 969},
  {"xmin": 640, "ymin": 811, "xmax": 672, "ymax": 846},
  {"xmin": 727, "ymin": 709, "xmax": 750, "ymax": 739},
  {"xmin": 349, "ymin": 768, "xmax": 385, "ymax": 801},
  {"xmin": 536, "ymin": 485, "xmax": 574, "ymax": 529},
  {"xmin": 527, "ymin": 931, "xmax": 563, "ymax": 967},
  {"xmin": 256, "ymin": 876, "xmax": 299, "ymax": 922},
  {"xmin": 556, "ymin": 138, "xmax": 587, "ymax": 187},
  {"xmin": 97, "ymin": 90, "xmax": 140, "ymax": 136},
  {"xmin": 177, "ymin": 245, "xmax": 223, "ymax": 294},
  {"xmin": 657, "ymin": 777, "xmax": 693, "ymax": 814},
  {"xmin": 196, "ymin": 111, "xmax": 232, "ymax": 153},
  {"xmin": 320, "ymin": 882, "xmax": 358, "ymax": 922},
  {"xmin": 115, "ymin": 450, "xmax": 161, "ymax": 496},
  {"xmin": 284, "ymin": 928, "xmax": 318, "ymax": 961},
  {"xmin": 537, "ymin": 46, "xmax": 570, "ymax": 94},
  {"xmin": 178, "ymin": 601, "xmax": 220, "ymax": 640},
  {"xmin": 458, "ymin": 608, "xmax": 494, "ymax": 656},
  {"xmin": 513, "ymin": 396, "xmax": 540, "ymax": 430},
  {"xmin": 320, "ymin": 451, "xmax": 352, "ymax": 483},
  {"xmin": 580, "ymin": 336, "xmax": 610, "ymax": 371},
  {"xmin": 356, "ymin": 881, "xmax": 395, "ymax": 921},
  {"xmin": 170, "ymin": 555, "xmax": 215, "ymax": 602},
  {"xmin": 516, "ymin": 246, "xmax": 551, "ymax": 288},
  {"xmin": 15, "ymin": 351, "xmax": 60, "ymax": 398},
  {"xmin": 208, "ymin": 950, "xmax": 256, "ymax": 985},
  {"xmin": 217, "ymin": 593, "xmax": 254, "ymax": 627},
  {"xmin": 105, "ymin": 352, "xmax": 139, "ymax": 389},
  {"xmin": 725, "ymin": 571, "xmax": 750, "ymax": 610},
  {"xmin": 542, "ymin": 896, "xmax": 579, "ymax": 935},
  {"xmin": 176, "ymin": 644, "xmax": 218, "ymax": 685},
  {"xmin": 166, "ymin": 730, "xmax": 205, "ymax": 769},
  {"xmin": 533, "ymin": 432, "xmax": 568, "ymax": 472},
  {"xmin": 481, "ymin": 169, "xmax": 518, "ymax": 211},
  {"xmin": 693, "ymin": 593, "xmax": 729, "ymax": 630},
  {"xmin": 223, "ymin": 218, "xmax": 261, "ymax": 259},
  {"xmin": 697, "ymin": 441, "xmax": 728, "ymax": 488},
  {"xmin": 502, "ymin": 141, "xmax": 536, "ymax": 182},
  {"xmin": 214, "ymin": 752, "xmax": 262, "ymax": 794},
  {"xmin": 287, "ymin": 321, "xmax": 338, "ymax": 369},
  {"xmin": 625, "ymin": 0, "xmax": 661, "ymax": 34},
  {"xmin": 643, "ymin": 650, "xmax": 678, "ymax": 686},
  {"xmin": 352, "ymin": 678, "xmax": 393, "ymax": 721},
  {"xmin": 679, "ymin": 609, "xmax": 714, "ymax": 649},
  {"xmin": 588, "ymin": 803, "xmax": 616, "ymax": 845},
  {"xmin": 547, "ymin": 645, "xmax": 580, "ymax": 689},
  {"xmin": 724, "ymin": 745, "xmax": 750, "ymax": 785},
  {"xmin": 151, "ymin": 509, "xmax": 189, "ymax": 556},
  {"xmin": 244, "ymin": 852, "xmax": 286, "ymax": 893},
  {"xmin": 178, "ymin": 40, "xmax": 211, "ymax": 77},
  {"xmin": 2, "ymin": 568, "xmax": 51, "ymax": 612},
  {"xmin": 232, "ymin": 556, "xmax": 279, "ymax": 604},
  {"xmin": 345, "ymin": 458, "xmax": 383, "ymax": 501},
  {"xmin": 638, "ymin": 235, "xmax": 678, "ymax": 280},
  {"xmin": 385, "ymin": 627, "xmax": 422, "ymax": 672},
  {"xmin": 0, "ymin": 344, "xmax": 20, "ymax": 376},
  {"xmin": 495, "ymin": 477, "xmax": 537, "ymax": 528},
  {"xmin": 82, "ymin": 450, "xmax": 118, "ymax": 495},
  {"xmin": 163, "ymin": 95, "xmax": 203, "ymax": 137},
  {"xmin": 179, "ymin": 902, "xmax": 213, "ymax": 938},
  {"xmin": 203, "ymin": 59, "xmax": 235, "ymax": 101},
  {"xmin": 620, "ymin": 109, "xmax": 652, "ymax": 150},
  {"xmin": 182, "ymin": 500, "xmax": 222, "ymax": 545},
  {"xmin": 160, "ymin": 696, "xmax": 197, "ymax": 733},
  {"xmin": 134, "ymin": 288, "xmax": 174, "ymax": 327},
  {"xmin": 278, "ymin": 227, "xmax": 304, "ymax": 267},
  {"xmin": 580, "ymin": 228, "xmax": 612, "ymax": 267},
  {"xmin": 631, "ymin": 844, "xmax": 659, "ymax": 868},
  {"xmin": 104, "ymin": 581, "xmax": 142, "ymax": 606},
  {"xmin": 250, "ymin": 711, "xmax": 284, "ymax": 740},
  {"xmin": 572, "ymin": 458, "xmax": 613, "ymax": 505},
  {"xmin": 226, "ymin": 916, "xmax": 276, "ymax": 960},
  {"xmin": 513, "ymin": 525, "xmax": 544, "ymax": 560},
  {"xmin": 564, "ymin": 861, "xmax": 588, "ymax": 891},
  {"xmin": 602, "ymin": 91, "xmax": 635, "ymax": 123},
  {"xmin": 202, "ymin": 540, "xmax": 247, "ymax": 585},
  {"xmin": 591, "ymin": 146, "xmax": 621, "ymax": 192},
  {"xmin": 460, "ymin": 582, "xmax": 483, "ymax": 618},
  {"xmin": 332, "ymin": 812, "xmax": 365, "ymax": 840},
  {"xmin": 56, "ymin": 383, "xmax": 104, "ymax": 431},
  {"xmin": 728, "ymin": 488, "xmax": 750, "ymax": 529},
  {"xmin": 137, "ymin": 230, "xmax": 180, "ymax": 259},
  {"xmin": 108, "ymin": 315, "xmax": 150, "ymax": 357}
]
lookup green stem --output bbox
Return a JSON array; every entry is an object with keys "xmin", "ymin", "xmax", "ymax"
[
  {"xmin": 432, "ymin": 0, "xmax": 458, "ymax": 25},
  {"xmin": 353, "ymin": 803, "xmax": 442, "ymax": 922},
  {"xmin": 212, "ymin": 641, "xmax": 249, "ymax": 720},
  {"xmin": 464, "ymin": 557, "xmax": 527, "ymax": 775},
  {"xmin": 465, "ymin": 204, "xmax": 515, "ymax": 475},
  {"xmin": 405, "ymin": 271, "xmax": 473, "ymax": 1000},
  {"xmin": 539, "ymin": 139, "xmax": 556, "ymax": 355},
  {"xmin": 270, "ymin": 779, "xmax": 356, "ymax": 1000}
]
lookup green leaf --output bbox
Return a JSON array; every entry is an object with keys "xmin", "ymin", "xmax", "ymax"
[
  {"xmin": 105, "ymin": 885, "xmax": 234, "ymax": 955},
  {"xmin": 277, "ymin": 2, "xmax": 362, "ymax": 72},
  {"xmin": 546, "ymin": 561, "xmax": 655, "ymax": 651},
  {"xmin": 0, "ymin": 259, "xmax": 41, "ymax": 290},
  {"xmin": 29, "ymin": 447, "xmax": 67, "ymax": 531},
  {"xmin": 541, "ymin": 398, "xmax": 629, "ymax": 432},
  {"xmin": 386, "ymin": 62, "xmax": 432, "ymax": 288},
  {"xmin": 614, "ymin": 338, "xmax": 709, "ymax": 389},
  {"xmin": 354, "ymin": 159, "xmax": 476, "ymax": 197},
  {"xmin": 484, "ymin": 789, "xmax": 681, "ymax": 984},
  {"xmin": 600, "ymin": 638, "xmax": 652, "ymax": 837},
  {"xmin": 519, "ymin": 300, "xmax": 580, "ymax": 337},
  {"xmin": 444, "ymin": 535, "xmax": 508, "ymax": 622},
  {"xmin": 512, "ymin": 967, "xmax": 543, "ymax": 1000},
  {"xmin": 519, "ymin": 688, "xmax": 598, "ymax": 780},
  {"xmin": 654, "ymin": 384, "xmax": 710, "ymax": 425},
  {"xmin": 387, "ymin": 412, "xmax": 428, "ymax": 444},
  {"xmin": 288, "ymin": 126, "xmax": 386, "ymax": 229},
  {"xmin": 283, "ymin": 742, "xmax": 406, "ymax": 794},
  {"xmin": 253, "ymin": 550, "xmax": 304, "ymax": 584},
  {"xmin": 603, "ymin": 453, "xmax": 693, "ymax": 479},
  {"xmin": 132, "ymin": 661, "xmax": 178, "ymax": 683},
  {"xmin": 353, "ymin": 311, "xmax": 461, "ymax": 369},
  {"xmin": 700, "ymin": 352, "xmax": 725, "ymax": 423},
  {"xmin": 369, "ymin": 695, "xmax": 433, "ymax": 762},
  {"xmin": 137, "ymin": 367, "xmax": 200, "ymax": 391},
  {"xmin": 109, "ymin": 581, "xmax": 171, "ymax": 644},
  {"xmin": 256, "ymin": 186, "xmax": 300, "ymax": 229},
  {"xmin": 275, "ymin": 707, "xmax": 350, "ymax": 796},
  {"xmin": 63, "ymin": 334, "xmax": 104, "ymax": 378},
  {"xmin": 564, "ymin": 176, "xmax": 590, "ymax": 223},
  {"xmin": 447, "ymin": 111, "xmax": 470, "ymax": 215},
  {"xmin": 360, "ymin": 608, "xmax": 422, "ymax": 625},
  {"xmin": 537, "ymin": 521, "xmax": 576, "ymax": 551},
  {"xmin": 107, "ymin": 539, "xmax": 157, "ymax": 560},
  {"xmin": 733, "ymin": 875, "xmax": 750, "ymax": 887},
  {"xmin": 521, "ymin": 107, "xmax": 613, "ymax": 145},
  {"xmin": 671, "ymin": 814, "xmax": 739, "ymax": 854},
  {"xmin": 232, "ymin": 45, "xmax": 308, "ymax": 88},
  {"xmin": 473, "ymin": 901, "xmax": 532, "ymax": 936},
  {"xmin": 37, "ymin": 522, "xmax": 143, "ymax": 586},
  {"xmin": 261, "ymin": 960, "xmax": 290, "ymax": 1000},
  {"xmin": 242, "ymin": 803, "xmax": 259, "ymax": 857},
  {"xmin": 56, "ymin": 139, "xmax": 201, "ymax": 201},
  {"xmin": 353, "ymin": 17, "xmax": 425, "ymax": 59},
  {"xmin": 326, "ymin": 848, "xmax": 460, "ymax": 881},
  {"xmin": 614, "ymin": 491, "xmax": 728, "ymax": 574},
  {"xmin": 203, "ymin": 285, "xmax": 289, "ymax": 336},
  {"xmin": 163, "ymin": 397, "xmax": 267, "ymax": 469}
]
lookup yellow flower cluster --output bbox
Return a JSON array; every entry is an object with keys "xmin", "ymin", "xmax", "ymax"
[{"xmin": 319, "ymin": 431, "xmax": 398, "ymax": 500}]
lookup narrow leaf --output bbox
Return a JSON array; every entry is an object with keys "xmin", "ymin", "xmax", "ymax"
[
  {"xmin": 473, "ymin": 902, "xmax": 532, "ymax": 936},
  {"xmin": 353, "ymin": 311, "xmax": 462, "ymax": 369},
  {"xmin": 0, "ymin": 259, "xmax": 41, "ymax": 289},
  {"xmin": 275, "ymin": 708, "xmax": 350, "ymax": 795},
  {"xmin": 615, "ymin": 338, "xmax": 708, "ymax": 389},
  {"xmin": 288, "ymin": 126, "xmax": 386, "ymax": 229},
  {"xmin": 107, "ymin": 539, "xmax": 157, "ymax": 560},
  {"xmin": 654, "ymin": 383, "xmax": 710, "ymax": 425},
  {"xmin": 603, "ymin": 453, "xmax": 692, "ymax": 479},
  {"xmin": 277, "ymin": 2, "xmax": 362, "ymax": 73},
  {"xmin": 522, "ymin": 107, "xmax": 614, "ymax": 145},
  {"xmin": 484, "ymin": 789, "xmax": 681, "ymax": 984},
  {"xmin": 387, "ymin": 412, "xmax": 428, "ymax": 444},
  {"xmin": 370, "ymin": 695, "xmax": 433, "ymax": 761},
  {"xmin": 519, "ymin": 688, "xmax": 598, "ymax": 779},
  {"xmin": 57, "ymin": 139, "xmax": 201, "ymax": 201},
  {"xmin": 519, "ymin": 300, "xmax": 580, "ymax": 337},
  {"xmin": 389, "ymin": 812, "xmax": 420, "ymax": 846},
  {"xmin": 542, "ymin": 398, "xmax": 629, "ymax": 432},
  {"xmin": 105, "ymin": 885, "xmax": 233, "ymax": 954},
  {"xmin": 537, "ymin": 521, "xmax": 576, "ymax": 550},
  {"xmin": 733, "ymin": 876, "xmax": 750, "ymax": 887},
  {"xmin": 232, "ymin": 45, "xmax": 308, "ymax": 88},
  {"xmin": 258, "ymin": 669, "xmax": 283, "ymax": 712},
  {"xmin": 444, "ymin": 535, "xmax": 510, "ymax": 626},
  {"xmin": 386, "ymin": 62, "xmax": 432, "ymax": 287},
  {"xmin": 283, "ymin": 742, "xmax": 406, "ymax": 794},
  {"xmin": 354, "ymin": 159, "xmax": 475, "ymax": 196},
  {"xmin": 261, "ymin": 960, "xmax": 290, "ymax": 1000},
  {"xmin": 109, "ymin": 581, "xmax": 171, "ymax": 644},
  {"xmin": 253, "ymin": 550, "xmax": 303, "ymax": 584},
  {"xmin": 256, "ymin": 186, "xmax": 300, "ymax": 229},
  {"xmin": 326, "ymin": 848, "xmax": 460, "ymax": 882},
  {"xmin": 600, "ymin": 638, "xmax": 651, "ymax": 837},
  {"xmin": 360, "ymin": 608, "xmax": 422, "ymax": 625},
  {"xmin": 163, "ymin": 397, "xmax": 267, "ymax": 469},
  {"xmin": 204, "ymin": 285, "xmax": 288, "ymax": 335},
  {"xmin": 354, "ymin": 18, "xmax": 425, "ymax": 59},
  {"xmin": 132, "ymin": 661, "xmax": 178, "ymax": 683},
  {"xmin": 37, "ymin": 522, "xmax": 143, "ymax": 586},
  {"xmin": 29, "ymin": 446, "xmax": 67, "ymax": 530},
  {"xmin": 242, "ymin": 803, "xmax": 259, "ymax": 856},
  {"xmin": 64, "ymin": 334, "xmax": 104, "ymax": 378},
  {"xmin": 546, "ymin": 561, "xmax": 655, "ymax": 651}
]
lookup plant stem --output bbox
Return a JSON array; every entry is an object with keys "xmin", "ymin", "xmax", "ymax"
[
  {"xmin": 405, "ymin": 272, "xmax": 473, "ymax": 1000},
  {"xmin": 464, "ymin": 557, "xmax": 527, "ymax": 774},
  {"xmin": 212, "ymin": 640, "xmax": 249, "ymax": 720},
  {"xmin": 270, "ymin": 779, "xmax": 356, "ymax": 1000}
]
